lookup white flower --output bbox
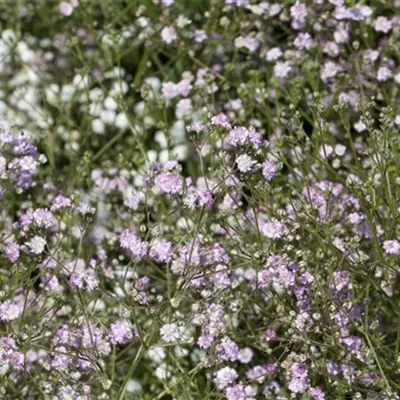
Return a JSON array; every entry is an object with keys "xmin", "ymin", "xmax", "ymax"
[
  {"xmin": 25, "ymin": 236, "xmax": 46, "ymax": 255},
  {"xmin": 92, "ymin": 118, "xmax": 105, "ymax": 135},
  {"xmin": 236, "ymin": 154, "xmax": 256, "ymax": 173},
  {"xmin": 354, "ymin": 121, "xmax": 366, "ymax": 133}
]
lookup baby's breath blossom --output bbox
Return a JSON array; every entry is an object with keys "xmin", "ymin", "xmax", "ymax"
[
  {"xmin": 374, "ymin": 16, "xmax": 392, "ymax": 33},
  {"xmin": 234, "ymin": 35, "xmax": 259, "ymax": 52},
  {"xmin": 321, "ymin": 61, "xmax": 339, "ymax": 81},
  {"xmin": 274, "ymin": 61, "xmax": 292, "ymax": 79},
  {"xmin": 236, "ymin": 154, "xmax": 256, "ymax": 173},
  {"xmin": 1, "ymin": 0, "xmax": 400, "ymax": 397},
  {"xmin": 124, "ymin": 191, "xmax": 143, "ymax": 210},
  {"xmin": 214, "ymin": 367, "xmax": 238, "ymax": 389},
  {"xmin": 150, "ymin": 238, "xmax": 173, "ymax": 263},
  {"xmin": 261, "ymin": 219, "xmax": 287, "ymax": 239},
  {"xmin": 109, "ymin": 320, "xmax": 134, "ymax": 344},
  {"xmin": 120, "ymin": 229, "xmax": 148, "ymax": 259},
  {"xmin": 383, "ymin": 240, "xmax": 400, "ymax": 255},
  {"xmin": 217, "ymin": 337, "xmax": 240, "ymax": 361},
  {"xmin": 161, "ymin": 26, "xmax": 177, "ymax": 44},
  {"xmin": 160, "ymin": 323, "xmax": 181, "ymax": 343},
  {"xmin": 24, "ymin": 235, "xmax": 46, "ymax": 254},
  {"xmin": 377, "ymin": 66, "xmax": 392, "ymax": 82},
  {"xmin": 154, "ymin": 173, "xmax": 183, "ymax": 194},
  {"xmin": 0, "ymin": 300, "xmax": 22, "ymax": 321},
  {"xmin": 262, "ymin": 159, "xmax": 278, "ymax": 182},
  {"xmin": 59, "ymin": 2, "xmax": 73, "ymax": 16},
  {"xmin": 0, "ymin": 337, "xmax": 23, "ymax": 370},
  {"xmin": 4, "ymin": 241, "xmax": 20, "ymax": 263},
  {"xmin": 265, "ymin": 47, "xmax": 282, "ymax": 61}
]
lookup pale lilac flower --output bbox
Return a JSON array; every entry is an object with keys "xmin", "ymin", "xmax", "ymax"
[
  {"xmin": 228, "ymin": 126, "xmax": 249, "ymax": 146},
  {"xmin": 176, "ymin": 98, "xmax": 193, "ymax": 118},
  {"xmin": 262, "ymin": 160, "xmax": 278, "ymax": 182},
  {"xmin": 265, "ymin": 47, "xmax": 282, "ymax": 62},
  {"xmin": 347, "ymin": 6, "xmax": 372, "ymax": 21},
  {"xmin": 261, "ymin": 219, "xmax": 287, "ymax": 239},
  {"xmin": 290, "ymin": 2, "xmax": 307, "ymax": 21},
  {"xmin": 324, "ymin": 41, "xmax": 340, "ymax": 57},
  {"xmin": 217, "ymin": 337, "xmax": 240, "ymax": 361},
  {"xmin": 57, "ymin": 386, "xmax": 79, "ymax": 400},
  {"xmin": 160, "ymin": 323, "xmax": 181, "ymax": 343},
  {"xmin": 109, "ymin": 320, "xmax": 134, "ymax": 344},
  {"xmin": 289, "ymin": 378, "xmax": 309, "ymax": 394},
  {"xmin": 289, "ymin": 363, "xmax": 309, "ymax": 394},
  {"xmin": 226, "ymin": 384, "xmax": 247, "ymax": 400},
  {"xmin": 162, "ymin": 82, "xmax": 180, "ymax": 101},
  {"xmin": 0, "ymin": 301, "xmax": 22, "ymax": 321},
  {"xmin": 120, "ymin": 229, "xmax": 148, "ymax": 259},
  {"xmin": 124, "ymin": 192, "xmax": 143, "ymax": 210},
  {"xmin": 377, "ymin": 66, "xmax": 392, "ymax": 82},
  {"xmin": 0, "ymin": 337, "xmax": 24, "ymax": 369},
  {"xmin": 42, "ymin": 275, "xmax": 62, "ymax": 292},
  {"xmin": 211, "ymin": 113, "xmax": 230, "ymax": 128},
  {"xmin": 161, "ymin": 26, "xmax": 177, "ymax": 44},
  {"xmin": 154, "ymin": 173, "xmax": 183, "ymax": 194},
  {"xmin": 19, "ymin": 156, "xmax": 38, "ymax": 171},
  {"xmin": 52, "ymin": 194, "xmax": 72, "ymax": 210},
  {"xmin": 238, "ymin": 347, "xmax": 253, "ymax": 364},
  {"xmin": 294, "ymin": 33, "xmax": 313, "ymax": 50},
  {"xmin": 374, "ymin": 16, "xmax": 392, "ymax": 33},
  {"xmin": 274, "ymin": 61, "xmax": 292, "ymax": 79},
  {"xmin": 183, "ymin": 187, "xmax": 213, "ymax": 209},
  {"xmin": 33, "ymin": 208, "xmax": 56, "ymax": 229},
  {"xmin": 311, "ymin": 387, "xmax": 326, "ymax": 400},
  {"xmin": 247, "ymin": 365, "xmax": 268, "ymax": 383},
  {"xmin": 4, "ymin": 241, "xmax": 20, "ymax": 263},
  {"xmin": 194, "ymin": 30, "xmax": 207, "ymax": 43},
  {"xmin": 188, "ymin": 121, "xmax": 206, "ymax": 133},
  {"xmin": 214, "ymin": 367, "xmax": 238, "ymax": 389},
  {"xmin": 59, "ymin": 2, "xmax": 74, "ymax": 16},
  {"xmin": 383, "ymin": 240, "xmax": 400, "ymax": 255},
  {"xmin": 76, "ymin": 202, "xmax": 96, "ymax": 215},
  {"xmin": 150, "ymin": 238, "xmax": 173, "ymax": 263},
  {"xmin": 334, "ymin": 27, "xmax": 349, "ymax": 44},
  {"xmin": 321, "ymin": 61, "xmax": 339, "ymax": 81}
]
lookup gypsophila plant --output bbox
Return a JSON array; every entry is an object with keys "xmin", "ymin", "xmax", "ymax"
[{"xmin": 1, "ymin": 0, "xmax": 400, "ymax": 399}]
